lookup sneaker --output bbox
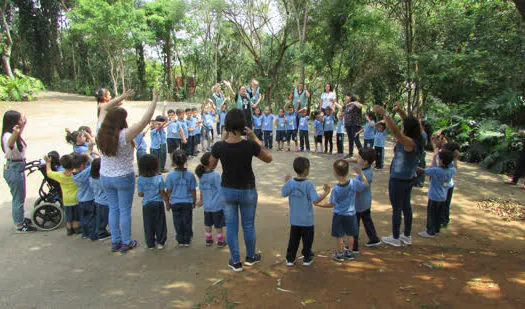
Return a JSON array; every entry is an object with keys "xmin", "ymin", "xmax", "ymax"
[
  {"xmin": 66, "ymin": 228, "xmax": 74, "ymax": 236},
  {"xmin": 418, "ymin": 231, "xmax": 436, "ymax": 238},
  {"xmin": 206, "ymin": 239, "xmax": 213, "ymax": 247},
  {"xmin": 81, "ymin": 235, "xmax": 88, "ymax": 239},
  {"xmin": 305, "ymin": 150, "xmax": 310, "ymax": 153},
  {"xmin": 23, "ymin": 218, "xmax": 34, "ymax": 226},
  {"xmin": 217, "ymin": 241, "xmax": 227, "ymax": 248},
  {"xmin": 245, "ymin": 253, "xmax": 262, "ymax": 266},
  {"xmin": 440, "ymin": 223, "xmax": 448, "ymax": 229},
  {"xmin": 228, "ymin": 259, "xmax": 243, "ymax": 272},
  {"xmin": 365, "ymin": 240, "xmax": 381, "ymax": 247},
  {"xmin": 16, "ymin": 223, "xmax": 37, "ymax": 233},
  {"xmin": 156, "ymin": 244, "xmax": 165, "ymax": 250},
  {"xmin": 111, "ymin": 242, "xmax": 121, "ymax": 252},
  {"xmin": 352, "ymin": 250, "xmax": 360, "ymax": 255},
  {"xmin": 147, "ymin": 246, "xmax": 155, "ymax": 250},
  {"xmin": 74, "ymin": 228, "xmax": 82, "ymax": 234},
  {"xmin": 98, "ymin": 232, "xmax": 111, "ymax": 241},
  {"xmin": 286, "ymin": 260, "xmax": 296, "ymax": 267},
  {"xmin": 344, "ymin": 250, "xmax": 356, "ymax": 260},
  {"xmin": 332, "ymin": 252, "xmax": 345, "ymax": 262},
  {"xmin": 120, "ymin": 240, "xmax": 138, "ymax": 253},
  {"xmin": 184, "ymin": 244, "xmax": 190, "ymax": 247},
  {"xmin": 374, "ymin": 167, "xmax": 383, "ymax": 171},
  {"xmin": 382, "ymin": 235, "xmax": 402, "ymax": 247},
  {"xmin": 400, "ymin": 235, "xmax": 412, "ymax": 245},
  {"xmin": 303, "ymin": 256, "xmax": 313, "ymax": 266}
]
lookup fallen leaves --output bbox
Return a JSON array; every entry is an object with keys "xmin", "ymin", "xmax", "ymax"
[{"xmin": 476, "ymin": 198, "xmax": 525, "ymax": 221}]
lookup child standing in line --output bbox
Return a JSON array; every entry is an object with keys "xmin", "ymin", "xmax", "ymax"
[
  {"xmin": 175, "ymin": 109, "xmax": 188, "ymax": 152},
  {"xmin": 167, "ymin": 108, "xmax": 179, "ymax": 156},
  {"xmin": 374, "ymin": 122, "xmax": 387, "ymax": 170},
  {"xmin": 360, "ymin": 112, "xmax": 376, "ymax": 149},
  {"xmin": 417, "ymin": 150, "xmax": 456, "ymax": 238},
  {"xmin": 72, "ymin": 153, "xmax": 98, "ymax": 240},
  {"xmin": 165, "ymin": 150, "xmax": 197, "ymax": 247},
  {"xmin": 298, "ymin": 109, "xmax": 310, "ymax": 152},
  {"xmin": 313, "ymin": 111, "xmax": 324, "ymax": 153},
  {"xmin": 134, "ymin": 128, "xmax": 149, "ymax": 162},
  {"xmin": 352, "ymin": 149, "xmax": 381, "ymax": 253},
  {"xmin": 218, "ymin": 104, "xmax": 228, "ymax": 138},
  {"xmin": 150, "ymin": 115, "xmax": 168, "ymax": 173},
  {"xmin": 282, "ymin": 157, "xmax": 330, "ymax": 266},
  {"xmin": 195, "ymin": 152, "xmax": 226, "ymax": 248},
  {"xmin": 316, "ymin": 159, "xmax": 368, "ymax": 262},
  {"xmin": 185, "ymin": 108, "xmax": 195, "ymax": 157},
  {"xmin": 252, "ymin": 107, "xmax": 264, "ymax": 142},
  {"xmin": 436, "ymin": 142, "xmax": 460, "ymax": 228},
  {"xmin": 336, "ymin": 110, "xmax": 345, "ymax": 157},
  {"xmin": 261, "ymin": 107, "xmax": 275, "ymax": 150},
  {"xmin": 137, "ymin": 154, "xmax": 168, "ymax": 250},
  {"xmin": 323, "ymin": 107, "xmax": 335, "ymax": 154},
  {"xmin": 192, "ymin": 108, "xmax": 202, "ymax": 155},
  {"xmin": 284, "ymin": 103, "xmax": 298, "ymax": 152},
  {"xmin": 89, "ymin": 158, "xmax": 111, "ymax": 241},
  {"xmin": 275, "ymin": 108, "xmax": 287, "ymax": 151},
  {"xmin": 44, "ymin": 154, "xmax": 80, "ymax": 235},
  {"xmin": 201, "ymin": 104, "xmax": 216, "ymax": 152}
]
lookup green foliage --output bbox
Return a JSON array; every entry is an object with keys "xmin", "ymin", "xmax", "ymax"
[{"xmin": 0, "ymin": 71, "xmax": 45, "ymax": 101}]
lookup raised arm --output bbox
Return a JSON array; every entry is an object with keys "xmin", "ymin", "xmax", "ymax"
[
  {"xmin": 125, "ymin": 88, "xmax": 159, "ymax": 143},
  {"xmin": 373, "ymin": 105, "xmax": 414, "ymax": 152},
  {"xmin": 98, "ymin": 89, "xmax": 135, "ymax": 123},
  {"xmin": 222, "ymin": 81, "xmax": 236, "ymax": 97}
]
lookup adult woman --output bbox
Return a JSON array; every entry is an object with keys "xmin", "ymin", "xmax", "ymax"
[
  {"xmin": 97, "ymin": 88, "xmax": 159, "ymax": 252},
  {"xmin": 96, "ymin": 88, "xmax": 111, "ymax": 118},
  {"xmin": 209, "ymin": 109, "xmax": 272, "ymax": 272},
  {"xmin": 319, "ymin": 83, "xmax": 335, "ymax": 112},
  {"xmin": 289, "ymin": 82, "xmax": 311, "ymax": 133},
  {"xmin": 247, "ymin": 79, "xmax": 263, "ymax": 109},
  {"xmin": 343, "ymin": 94, "xmax": 364, "ymax": 158},
  {"xmin": 223, "ymin": 80, "xmax": 254, "ymax": 129},
  {"xmin": 373, "ymin": 103, "xmax": 423, "ymax": 247},
  {"xmin": 209, "ymin": 84, "xmax": 230, "ymax": 137},
  {"xmin": 2, "ymin": 111, "xmax": 36, "ymax": 233}
]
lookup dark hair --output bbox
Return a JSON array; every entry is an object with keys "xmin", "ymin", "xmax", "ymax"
[
  {"xmin": 96, "ymin": 107, "xmax": 128, "ymax": 156},
  {"xmin": 78, "ymin": 126, "xmax": 92, "ymax": 135},
  {"xmin": 1, "ymin": 110, "xmax": 25, "ymax": 153},
  {"xmin": 293, "ymin": 157, "xmax": 310, "ymax": 175},
  {"xmin": 350, "ymin": 94, "xmax": 359, "ymax": 102},
  {"xmin": 185, "ymin": 108, "xmax": 191, "ymax": 113},
  {"xmin": 402, "ymin": 116, "xmax": 424, "ymax": 155},
  {"xmin": 90, "ymin": 158, "xmax": 101, "ymax": 179},
  {"xmin": 195, "ymin": 152, "xmax": 212, "ymax": 178},
  {"xmin": 95, "ymin": 88, "xmax": 109, "ymax": 104},
  {"xmin": 172, "ymin": 149, "xmax": 187, "ymax": 168},
  {"xmin": 191, "ymin": 107, "xmax": 198, "ymax": 112},
  {"xmin": 155, "ymin": 115, "xmax": 166, "ymax": 122},
  {"xmin": 48, "ymin": 151, "xmax": 61, "ymax": 171},
  {"xmin": 324, "ymin": 83, "xmax": 332, "ymax": 93},
  {"xmin": 421, "ymin": 120, "xmax": 434, "ymax": 151},
  {"xmin": 138, "ymin": 154, "xmax": 160, "ymax": 177},
  {"xmin": 376, "ymin": 122, "xmax": 386, "ymax": 130},
  {"xmin": 366, "ymin": 112, "xmax": 376, "ymax": 122},
  {"xmin": 443, "ymin": 142, "xmax": 460, "ymax": 152},
  {"xmin": 167, "ymin": 109, "xmax": 175, "ymax": 114},
  {"xmin": 71, "ymin": 153, "xmax": 90, "ymax": 169},
  {"xmin": 333, "ymin": 159, "xmax": 349, "ymax": 177},
  {"xmin": 224, "ymin": 108, "xmax": 246, "ymax": 133},
  {"xmin": 313, "ymin": 110, "xmax": 321, "ymax": 117},
  {"xmin": 254, "ymin": 106, "xmax": 262, "ymax": 114},
  {"xmin": 65, "ymin": 130, "xmax": 82, "ymax": 145},
  {"xmin": 439, "ymin": 150, "xmax": 454, "ymax": 167},
  {"xmin": 359, "ymin": 148, "xmax": 376, "ymax": 165},
  {"xmin": 325, "ymin": 106, "xmax": 333, "ymax": 112},
  {"xmin": 176, "ymin": 109, "xmax": 184, "ymax": 114},
  {"xmin": 59, "ymin": 154, "xmax": 74, "ymax": 170}
]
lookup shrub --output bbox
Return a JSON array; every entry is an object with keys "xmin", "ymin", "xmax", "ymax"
[{"xmin": 0, "ymin": 70, "xmax": 45, "ymax": 101}]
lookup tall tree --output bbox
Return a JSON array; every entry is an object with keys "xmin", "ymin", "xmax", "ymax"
[{"xmin": 0, "ymin": 0, "xmax": 14, "ymax": 78}]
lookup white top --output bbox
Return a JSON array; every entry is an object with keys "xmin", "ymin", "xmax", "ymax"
[
  {"xmin": 321, "ymin": 92, "xmax": 336, "ymax": 109},
  {"xmin": 2, "ymin": 133, "xmax": 26, "ymax": 160},
  {"xmin": 100, "ymin": 129, "xmax": 134, "ymax": 177}
]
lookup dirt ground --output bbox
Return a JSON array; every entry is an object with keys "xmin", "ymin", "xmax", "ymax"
[{"xmin": 0, "ymin": 92, "xmax": 524, "ymax": 309}]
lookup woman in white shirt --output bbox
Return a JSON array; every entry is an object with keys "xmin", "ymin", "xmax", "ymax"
[{"xmin": 319, "ymin": 83, "xmax": 336, "ymax": 112}]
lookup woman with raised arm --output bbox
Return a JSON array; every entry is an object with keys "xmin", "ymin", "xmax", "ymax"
[
  {"xmin": 223, "ymin": 80, "xmax": 254, "ymax": 129},
  {"xmin": 209, "ymin": 84, "xmax": 230, "ymax": 137},
  {"xmin": 247, "ymin": 79, "xmax": 263, "ymax": 110},
  {"xmin": 373, "ymin": 102, "xmax": 423, "ymax": 248},
  {"xmin": 319, "ymin": 83, "xmax": 335, "ymax": 113},
  {"xmin": 288, "ymin": 82, "xmax": 311, "ymax": 134},
  {"xmin": 343, "ymin": 94, "xmax": 364, "ymax": 158},
  {"xmin": 209, "ymin": 109, "xmax": 272, "ymax": 272},
  {"xmin": 96, "ymin": 88, "xmax": 159, "ymax": 253}
]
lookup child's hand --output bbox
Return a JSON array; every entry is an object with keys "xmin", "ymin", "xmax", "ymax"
[
  {"xmin": 417, "ymin": 167, "xmax": 425, "ymax": 174},
  {"xmin": 12, "ymin": 125, "xmax": 21, "ymax": 135},
  {"xmin": 323, "ymin": 184, "xmax": 331, "ymax": 193},
  {"xmin": 245, "ymin": 127, "xmax": 257, "ymax": 141},
  {"xmin": 372, "ymin": 105, "xmax": 385, "ymax": 115},
  {"xmin": 353, "ymin": 166, "xmax": 363, "ymax": 175},
  {"xmin": 284, "ymin": 174, "xmax": 292, "ymax": 183},
  {"xmin": 43, "ymin": 155, "xmax": 51, "ymax": 163}
]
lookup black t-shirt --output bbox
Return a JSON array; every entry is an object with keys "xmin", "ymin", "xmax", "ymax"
[{"xmin": 211, "ymin": 140, "xmax": 261, "ymax": 189}]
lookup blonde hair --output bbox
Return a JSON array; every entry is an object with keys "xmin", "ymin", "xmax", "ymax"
[
  {"xmin": 251, "ymin": 79, "xmax": 259, "ymax": 86},
  {"xmin": 211, "ymin": 83, "xmax": 221, "ymax": 93}
]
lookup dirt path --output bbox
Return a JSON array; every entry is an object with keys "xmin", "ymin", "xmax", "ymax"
[{"xmin": 1, "ymin": 92, "xmax": 524, "ymax": 308}]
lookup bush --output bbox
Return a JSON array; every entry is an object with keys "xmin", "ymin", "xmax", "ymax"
[{"xmin": 0, "ymin": 71, "xmax": 45, "ymax": 101}]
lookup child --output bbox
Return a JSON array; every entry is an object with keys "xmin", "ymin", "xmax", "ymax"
[
  {"xmin": 298, "ymin": 109, "xmax": 310, "ymax": 152},
  {"xmin": 281, "ymin": 157, "xmax": 330, "ymax": 266},
  {"xmin": 313, "ymin": 111, "xmax": 323, "ymax": 152},
  {"xmin": 72, "ymin": 153, "xmax": 97, "ymax": 240},
  {"xmin": 150, "ymin": 115, "xmax": 168, "ymax": 173},
  {"xmin": 252, "ymin": 107, "xmax": 264, "ymax": 142},
  {"xmin": 137, "ymin": 154, "xmax": 168, "ymax": 249},
  {"xmin": 261, "ymin": 107, "xmax": 275, "ymax": 150},
  {"xmin": 218, "ymin": 104, "xmax": 228, "ymax": 137},
  {"xmin": 316, "ymin": 159, "xmax": 368, "ymax": 262},
  {"xmin": 418, "ymin": 150, "xmax": 456, "ymax": 238},
  {"xmin": 437, "ymin": 142, "xmax": 460, "ymax": 228},
  {"xmin": 353, "ymin": 149, "xmax": 381, "ymax": 252},
  {"xmin": 323, "ymin": 107, "xmax": 335, "ymax": 153},
  {"xmin": 134, "ymin": 128, "xmax": 148, "ymax": 162},
  {"xmin": 175, "ymin": 109, "xmax": 188, "ymax": 152},
  {"xmin": 167, "ymin": 108, "xmax": 179, "ymax": 155},
  {"xmin": 192, "ymin": 108, "xmax": 202, "ymax": 155},
  {"xmin": 89, "ymin": 158, "xmax": 111, "ymax": 241},
  {"xmin": 165, "ymin": 150, "xmax": 197, "ymax": 247},
  {"xmin": 275, "ymin": 108, "xmax": 287, "ymax": 151},
  {"xmin": 44, "ymin": 154, "xmax": 80, "ymax": 235},
  {"xmin": 201, "ymin": 103, "xmax": 216, "ymax": 152},
  {"xmin": 374, "ymin": 122, "xmax": 387, "ymax": 169},
  {"xmin": 185, "ymin": 108, "xmax": 195, "ymax": 157},
  {"xmin": 361, "ymin": 112, "xmax": 376, "ymax": 149},
  {"xmin": 65, "ymin": 129, "xmax": 92, "ymax": 155},
  {"xmin": 336, "ymin": 110, "xmax": 345, "ymax": 156},
  {"xmin": 284, "ymin": 103, "xmax": 298, "ymax": 152},
  {"xmin": 195, "ymin": 152, "xmax": 226, "ymax": 248}
]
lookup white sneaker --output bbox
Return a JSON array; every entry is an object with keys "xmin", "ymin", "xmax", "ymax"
[
  {"xmin": 381, "ymin": 235, "xmax": 402, "ymax": 247},
  {"xmin": 286, "ymin": 260, "xmax": 295, "ymax": 267},
  {"xmin": 418, "ymin": 231, "xmax": 435, "ymax": 238},
  {"xmin": 400, "ymin": 235, "xmax": 412, "ymax": 245},
  {"xmin": 156, "ymin": 244, "xmax": 165, "ymax": 250}
]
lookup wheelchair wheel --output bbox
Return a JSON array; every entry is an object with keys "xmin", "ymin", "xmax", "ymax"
[{"xmin": 32, "ymin": 203, "xmax": 64, "ymax": 231}]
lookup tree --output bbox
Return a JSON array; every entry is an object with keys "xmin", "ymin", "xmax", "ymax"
[{"xmin": 0, "ymin": 0, "xmax": 14, "ymax": 78}]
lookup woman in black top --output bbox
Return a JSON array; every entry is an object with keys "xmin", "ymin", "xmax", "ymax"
[
  {"xmin": 210, "ymin": 109, "xmax": 272, "ymax": 272},
  {"xmin": 343, "ymin": 93, "xmax": 363, "ymax": 158},
  {"xmin": 223, "ymin": 80, "xmax": 255, "ymax": 129}
]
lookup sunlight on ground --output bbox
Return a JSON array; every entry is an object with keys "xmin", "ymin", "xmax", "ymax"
[
  {"xmin": 102, "ymin": 289, "xmax": 125, "ymax": 296},
  {"xmin": 465, "ymin": 276, "xmax": 502, "ymax": 299},
  {"xmin": 163, "ymin": 281, "xmax": 195, "ymax": 293},
  {"xmin": 508, "ymin": 273, "xmax": 525, "ymax": 285}
]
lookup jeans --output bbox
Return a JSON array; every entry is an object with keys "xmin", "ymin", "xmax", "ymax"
[
  {"xmin": 388, "ymin": 178, "xmax": 413, "ymax": 239},
  {"xmin": 345, "ymin": 125, "xmax": 362, "ymax": 156},
  {"xmin": 324, "ymin": 131, "xmax": 333, "ymax": 153},
  {"xmin": 440, "ymin": 186, "xmax": 454, "ymax": 226},
  {"xmin": 286, "ymin": 225, "xmax": 314, "ymax": 262},
  {"xmin": 426, "ymin": 199, "xmax": 444, "ymax": 235},
  {"xmin": 220, "ymin": 187, "xmax": 258, "ymax": 263},
  {"xmin": 136, "ymin": 149, "xmax": 147, "ymax": 163},
  {"xmin": 263, "ymin": 130, "xmax": 273, "ymax": 149},
  {"xmin": 171, "ymin": 203, "xmax": 193, "ymax": 244},
  {"xmin": 353, "ymin": 208, "xmax": 380, "ymax": 250},
  {"xmin": 96, "ymin": 203, "xmax": 109, "ymax": 237},
  {"xmin": 143, "ymin": 201, "xmax": 167, "ymax": 247},
  {"xmin": 150, "ymin": 144, "xmax": 167, "ymax": 171},
  {"xmin": 79, "ymin": 200, "xmax": 97, "ymax": 240},
  {"xmin": 364, "ymin": 139, "xmax": 374, "ymax": 149},
  {"xmin": 336, "ymin": 133, "xmax": 344, "ymax": 154},
  {"xmin": 375, "ymin": 147, "xmax": 384, "ymax": 169},
  {"xmin": 3, "ymin": 161, "xmax": 26, "ymax": 225},
  {"xmin": 299, "ymin": 130, "xmax": 310, "ymax": 151},
  {"xmin": 101, "ymin": 173, "xmax": 135, "ymax": 245}
]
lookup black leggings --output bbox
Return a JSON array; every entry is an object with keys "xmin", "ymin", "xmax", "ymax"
[{"xmin": 324, "ymin": 131, "xmax": 333, "ymax": 153}]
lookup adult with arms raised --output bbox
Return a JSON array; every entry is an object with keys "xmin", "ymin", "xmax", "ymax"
[
  {"xmin": 373, "ymin": 102, "xmax": 423, "ymax": 248},
  {"xmin": 208, "ymin": 83, "xmax": 230, "ymax": 138},
  {"xmin": 247, "ymin": 79, "xmax": 263, "ymax": 110},
  {"xmin": 319, "ymin": 83, "xmax": 335, "ymax": 113},
  {"xmin": 2, "ymin": 110, "xmax": 36, "ymax": 233},
  {"xmin": 209, "ymin": 109, "xmax": 272, "ymax": 272},
  {"xmin": 223, "ymin": 80, "xmax": 254, "ymax": 129},
  {"xmin": 97, "ymin": 88, "xmax": 159, "ymax": 253},
  {"xmin": 343, "ymin": 94, "xmax": 363, "ymax": 158},
  {"xmin": 288, "ymin": 82, "xmax": 311, "ymax": 134}
]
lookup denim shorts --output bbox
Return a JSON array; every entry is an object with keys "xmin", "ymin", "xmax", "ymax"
[
  {"xmin": 331, "ymin": 213, "xmax": 358, "ymax": 237},
  {"xmin": 276, "ymin": 131, "xmax": 287, "ymax": 141},
  {"xmin": 64, "ymin": 205, "xmax": 80, "ymax": 222},
  {"xmin": 204, "ymin": 210, "xmax": 225, "ymax": 228}
]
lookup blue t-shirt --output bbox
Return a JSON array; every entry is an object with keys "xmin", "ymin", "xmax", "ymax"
[
  {"xmin": 364, "ymin": 121, "xmax": 376, "ymax": 140},
  {"xmin": 425, "ymin": 167, "xmax": 456, "ymax": 202},
  {"xmin": 167, "ymin": 121, "xmax": 178, "ymax": 139},
  {"xmin": 73, "ymin": 142, "xmax": 89, "ymax": 154},
  {"xmin": 137, "ymin": 175, "xmax": 166, "ymax": 206},
  {"xmin": 178, "ymin": 119, "xmax": 189, "ymax": 139},
  {"xmin": 219, "ymin": 111, "xmax": 227, "ymax": 126},
  {"xmin": 165, "ymin": 169, "xmax": 197, "ymax": 204},
  {"xmin": 323, "ymin": 114, "xmax": 335, "ymax": 132},
  {"xmin": 298, "ymin": 116, "xmax": 309, "ymax": 131},
  {"xmin": 199, "ymin": 171, "xmax": 222, "ymax": 212},
  {"xmin": 336, "ymin": 119, "xmax": 345, "ymax": 134},
  {"xmin": 355, "ymin": 167, "xmax": 373, "ymax": 212},
  {"xmin": 253, "ymin": 115, "xmax": 264, "ymax": 130},
  {"xmin": 202, "ymin": 112, "xmax": 215, "ymax": 130},
  {"xmin": 329, "ymin": 178, "xmax": 366, "ymax": 216},
  {"xmin": 193, "ymin": 116, "xmax": 202, "ymax": 135},
  {"xmin": 262, "ymin": 114, "xmax": 275, "ymax": 131},
  {"xmin": 276, "ymin": 116, "xmax": 286, "ymax": 131},
  {"xmin": 72, "ymin": 167, "xmax": 94, "ymax": 202},
  {"xmin": 314, "ymin": 119, "xmax": 323, "ymax": 136},
  {"xmin": 186, "ymin": 117, "xmax": 196, "ymax": 137},
  {"xmin": 374, "ymin": 131, "xmax": 386, "ymax": 147},
  {"xmin": 281, "ymin": 179, "xmax": 320, "ymax": 227},
  {"xmin": 285, "ymin": 112, "xmax": 297, "ymax": 130},
  {"xmin": 134, "ymin": 132, "xmax": 148, "ymax": 151},
  {"xmin": 150, "ymin": 128, "xmax": 166, "ymax": 149},
  {"xmin": 89, "ymin": 177, "xmax": 108, "ymax": 206}
]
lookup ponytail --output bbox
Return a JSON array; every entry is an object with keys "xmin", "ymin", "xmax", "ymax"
[{"xmin": 195, "ymin": 152, "xmax": 212, "ymax": 178}]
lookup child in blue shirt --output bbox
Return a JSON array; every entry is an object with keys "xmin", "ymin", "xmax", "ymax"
[
  {"xmin": 282, "ymin": 157, "xmax": 330, "ymax": 266},
  {"xmin": 195, "ymin": 152, "xmax": 226, "ymax": 248},
  {"xmin": 261, "ymin": 107, "xmax": 275, "ymax": 150},
  {"xmin": 298, "ymin": 109, "xmax": 310, "ymax": 152},
  {"xmin": 313, "ymin": 111, "xmax": 324, "ymax": 153},
  {"xmin": 275, "ymin": 108, "xmax": 287, "ymax": 151},
  {"xmin": 336, "ymin": 110, "xmax": 345, "ymax": 156},
  {"xmin": 252, "ymin": 107, "xmax": 264, "ymax": 142},
  {"xmin": 166, "ymin": 109, "xmax": 179, "ymax": 155},
  {"xmin": 165, "ymin": 150, "xmax": 197, "ymax": 247},
  {"xmin": 137, "ymin": 154, "xmax": 168, "ymax": 249},
  {"xmin": 65, "ymin": 128, "xmax": 95, "ymax": 155},
  {"xmin": 219, "ymin": 105, "xmax": 228, "ymax": 137},
  {"xmin": 185, "ymin": 109, "xmax": 196, "ymax": 157},
  {"xmin": 359, "ymin": 112, "xmax": 376, "ymax": 149},
  {"xmin": 374, "ymin": 122, "xmax": 387, "ymax": 169},
  {"xmin": 89, "ymin": 158, "xmax": 110, "ymax": 241},
  {"xmin": 316, "ymin": 159, "xmax": 368, "ymax": 262},
  {"xmin": 192, "ymin": 108, "xmax": 202, "ymax": 155},
  {"xmin": 150, "ymin": 115, "xmax": 168, "ymax": 173},
  {"xmin": 352, "ymin": 149, "xmax": 381, "ymax": 253},
  {"xmin": 134, "ymin": 129, "xmax": 149, "ymax": 162},
  {"xmin": 439, "ymin": 143, "xmax": 460, "ymax": 227},
  {"xmin": 323, "ymin": 107, "xmax": 335, "ymax": 154},
  {"xmin": 284, "ymin": 104, "xmax": 298, "ymax": 152},
  {"xmin": 201, "ymin": 104, "xmax": 216, "ymax": 152},
  {"xmin": 417, "ymin": 150, "xmax": 457, "ymax": 238},
  {"xmin": 175, "ymin": 109, "xmax": 188, "ymax": 151},
  {"xmin": 72, "ymin": 153, "xmax": 97, "ymax": 240}
]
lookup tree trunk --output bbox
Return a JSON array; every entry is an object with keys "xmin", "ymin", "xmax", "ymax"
[
  {"xmin": 136, "ymin": 42, "xmax": 146, "ymax": 99},
  {"xmin": 1, "ymin": 2, "xmax": 14, "ymax": 79},
  {"xmin": 119, "ymin": 52, "xmax": 126, "ymax": 94},
  {"xmin": 108, "ymin": 55, "xmax": 118, "ymax": 96},
  {"xmin": 405, "ymin": 0, "xmax": 413, "ymax": 112}
]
